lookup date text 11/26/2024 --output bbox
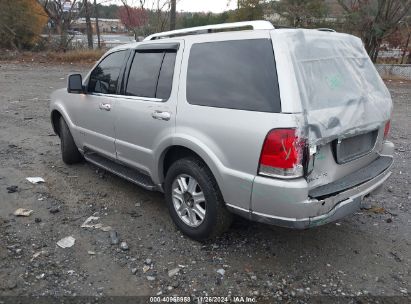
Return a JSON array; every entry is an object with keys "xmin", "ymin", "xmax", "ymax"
[{"xmin": 149, "ymin": 296, "xmax": 258, "ymax": 303}]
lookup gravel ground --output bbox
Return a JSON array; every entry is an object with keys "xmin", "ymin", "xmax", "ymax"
[{"xmin": 0, "ymin": 62, "xmax": 410, "ymax": 302}]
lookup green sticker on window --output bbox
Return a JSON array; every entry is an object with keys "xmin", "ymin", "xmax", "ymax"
[{"xmin": 326, "ymin": 74, "xmax": 343, "ymax": 90}]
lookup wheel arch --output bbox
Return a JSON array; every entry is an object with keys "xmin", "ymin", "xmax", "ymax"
[
  {"xmin": 157, "ymin": 142, "xmax": 226, "ymax": 200},
  {"xmin": 51, "ymin": 110, "xmax": 63, "ymax": 136}
]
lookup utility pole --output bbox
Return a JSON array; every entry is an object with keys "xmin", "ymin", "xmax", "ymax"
[
  {"xmin": 94, "ymin": 0, "xmax": 101, "ymax": 48},
  {"xmin": 170, "ymin": 0, "xmax": 176, "ymax": 30},
  {"xmin": 84, "ymin": 0, "xmax": 93, "ymax": 49}
]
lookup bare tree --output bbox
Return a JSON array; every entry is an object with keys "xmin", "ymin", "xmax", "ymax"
[
  {"xmin": 36, "ymin": 0, "xmax": 84, "ymax": 50},
  {"xmin": 337, "ymin": 0, "xmax": 411, "ymax": 62},
  {"xmin": 94, "ymin": 0, "xmax": 101, "ymax": 49},
  {"xmin": 273, "ymin": 0, "xmax": 328, "ymax": 27}
]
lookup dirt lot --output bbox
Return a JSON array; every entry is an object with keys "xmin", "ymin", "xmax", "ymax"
[{"xmin": 0, "ymin": 62, "xmax": 410, "ymax": 302}]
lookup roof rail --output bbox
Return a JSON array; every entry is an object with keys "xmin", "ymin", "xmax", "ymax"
[
  {"xmin": 144, "ymin": 20, "xmax": 274, "ymax": 41},
  {"xmin": 317, "ymin": 28, "xmax": 336, "ymax": 32}
]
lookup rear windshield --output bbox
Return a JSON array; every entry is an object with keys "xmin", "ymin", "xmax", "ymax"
[
  {"xmin": 289, "ymin": 34, "xmax": 389, "ymax": 111},
  {"xmin": 186, "ymin": 39, "xmax": 281, "ymax": 112}
]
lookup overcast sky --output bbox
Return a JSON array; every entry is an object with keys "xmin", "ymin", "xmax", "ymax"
[
  {"xmin": 103, "ymin": 0, "xmax": 238, "ymax": 13},
  {"xmin": 177, "ymin": 0, "xmax": 237, "ymax": 13}
]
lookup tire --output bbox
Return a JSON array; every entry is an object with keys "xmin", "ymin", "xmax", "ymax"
[
  {"xmin": 164, "ymin": 157, "xmax": 232, "ymax": 241},
  {"xmin": 58, "ymin": 117, "xmax": 83, "ymax": 164}
]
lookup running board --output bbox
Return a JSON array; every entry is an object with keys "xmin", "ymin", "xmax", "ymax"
[{"xmin": 84, "ymin": 152, "xmax": 157, "ymax": 191}]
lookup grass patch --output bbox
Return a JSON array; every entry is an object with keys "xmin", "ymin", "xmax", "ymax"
[{"xmin": 46, "ymin": 49, "xmax": 106, "ymax": 63}]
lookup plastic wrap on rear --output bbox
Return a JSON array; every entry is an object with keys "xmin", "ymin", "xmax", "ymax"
[{"xmin": 275, "ymin": 30, "xmax": 392, "ymax": 145}]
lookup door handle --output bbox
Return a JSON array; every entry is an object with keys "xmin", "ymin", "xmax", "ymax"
[
  {"xmin": 99, "ymin": 103, "xmax": 111, "ymax": 111},
  {"xmin": 152, "ymin": 110, "xmax": 171, "ymax": 121}
]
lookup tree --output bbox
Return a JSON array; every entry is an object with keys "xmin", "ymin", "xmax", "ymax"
[
  {"xmin": 337, "ymin": 0, "xmax": 411, "ymax": 62},
  {"xmin": 36, "ymin": 0, "xmax": 84, "ymax": 50},
  {"xmin": 118, "ymin": 5, "xmax": 148, "ymax": 39},
  {"xmin": 0, "ymin": 0, "xmax": 47, "ymax": 49},
  {"xmin": 273, "ymin": 0, "xmax": 328, "ymax": 27},
  {"xmin": 119, "ymin": 0, "xmax": 174, "ymax": 37},
  {"xmin": 94, "ymin": 0, "xmax": 101, "ymax": 49},
  {"xmin": 230, "ymin": 0, "xmax": 267, "ymax": 21}
]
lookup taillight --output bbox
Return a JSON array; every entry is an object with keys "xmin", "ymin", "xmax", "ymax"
[
  {"xmin": 383, "ymin": 120, "xmax": 390, "ymax": 140},
  {"xmin": 258, "ymin": 129, "xmax": 305, "ymax": 178}
]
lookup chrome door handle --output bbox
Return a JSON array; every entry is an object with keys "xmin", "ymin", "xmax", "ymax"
[
  {"xmin": 152, "ymin": 111, "xmax": 171, "ymax": 121},
  {"xmin": 99, "ymin": 103, "xmax": 111, "ymax": 111}
]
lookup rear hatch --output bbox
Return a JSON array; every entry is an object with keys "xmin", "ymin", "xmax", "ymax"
[{"xmin": 274, "ymin": 29, "xmax": 392, "ymax": 189}]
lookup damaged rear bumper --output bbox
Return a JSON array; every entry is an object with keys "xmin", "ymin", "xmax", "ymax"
[{"xmin": 227, "ymin": 155, "xmax": 393, "ymax": 229}]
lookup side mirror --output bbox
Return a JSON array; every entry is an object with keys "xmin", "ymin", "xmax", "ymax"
[{"xmin": 67, "ymin": 74, "xmax": 84, "ymax": 94}]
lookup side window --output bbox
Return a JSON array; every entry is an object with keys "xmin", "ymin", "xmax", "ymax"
[
  {"xmin": 186, "ymin": 39, "xmax": 281, "ymax": 112},
  {"xmin": 88, "ymin": 51, "xmax": 127, "ymax": 94},
  {"xmin": 156, "ymin": 53, "xmax": 177, "ymax": 100},
  {"xmin": 126, "ymin": 51, "xmax": 177, "ymax": 100}
]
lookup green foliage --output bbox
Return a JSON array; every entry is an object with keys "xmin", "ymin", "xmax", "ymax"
[
  {"xmin": 231, "ymin": 0, "xmax": 266, "ymax": 21},
  {"xmin": 0, "ymin": 0, "xmax": 47, "ymax": 49}
]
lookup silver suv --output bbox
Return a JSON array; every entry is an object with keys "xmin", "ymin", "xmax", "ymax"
[{"xmin": 50, "ymin": 21, "xmax": 394, "ymax": 240}]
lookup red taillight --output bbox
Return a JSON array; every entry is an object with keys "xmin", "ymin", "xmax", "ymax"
[
  {"xmin": 259, "ymin": 129, "xmax": 305, "ymax": 178},
  {"xmin": 383, "ymin": 120, "xmax": 390, "ymax": 139}
]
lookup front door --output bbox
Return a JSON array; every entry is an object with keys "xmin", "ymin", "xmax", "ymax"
[{"xmin": 75, "ymin": 50, "xmax": 128, "ymax": 159}]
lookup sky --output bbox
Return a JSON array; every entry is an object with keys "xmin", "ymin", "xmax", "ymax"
[
  {"xmin": 103, "ymin": 0, "xmax": 238, "ymax": 13},
  {"xmin": 177, "ymin": 0, "xmax": 237, "ymax": 13}
]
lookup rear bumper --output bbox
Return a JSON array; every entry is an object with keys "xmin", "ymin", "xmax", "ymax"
[{"xmin": 227, "ymin": 155, "xmax": 393, "ymax": 229}]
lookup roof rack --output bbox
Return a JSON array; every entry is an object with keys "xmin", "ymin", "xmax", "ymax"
[
  {"xmin": 144, "ymin": 20, "xmax": 274, "ymax": 41},
  {"xmin": 317, "ymin": 28, "xmax": 336, "ymax": 32}
]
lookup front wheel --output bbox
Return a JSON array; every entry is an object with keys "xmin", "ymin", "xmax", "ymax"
[{"xmin": 164, "ymin": 157, "xmax": 232, "ymax": 241}]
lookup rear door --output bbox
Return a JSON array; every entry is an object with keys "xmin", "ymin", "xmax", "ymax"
[{"xmin": 113, "ymin": 41, "xmax": 183, "ymax": 177}]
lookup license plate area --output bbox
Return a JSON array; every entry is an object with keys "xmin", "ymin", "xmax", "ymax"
[{"xmin": 332, "ymin": 130, "xmax": 378, "ymax": 164}]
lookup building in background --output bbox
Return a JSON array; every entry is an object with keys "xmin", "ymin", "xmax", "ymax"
[{"xmin": 73, "ymin": 18, "xmax": 126, "ymax": 33}]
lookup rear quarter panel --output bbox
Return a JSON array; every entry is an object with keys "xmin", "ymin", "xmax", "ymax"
[{"xmin": 175, "ymin": 31, "xmax": 304, "ymax": 209}]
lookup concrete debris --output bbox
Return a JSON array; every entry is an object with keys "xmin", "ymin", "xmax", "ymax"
[
  {"xmin": 57, "ymin": 236, "xmax": 75, "ymax": 248},
  {"xmin": 143, "ymin": 265, "xmax": 150, "ymax": 273},
  {"xmin": 81, "ymin": 216, "xmax": 111, "ymax": 231},
  {"xmin": 216, "ymin": 268, "xmax": 225, "ymax": 276},
  {"xmin": 26, "ymin": 177, "xmax": 45, "ymax": 184},
  {"xmin": 14, "ymin": 208, "xmax": 33, "ymax": 217},
  {"xmin": 120, "ymin": 241, "xmax": 129, "ymax": 251},
  {"xmin": 168, "ymin": 267, "xmax": 180, "ymax": 277}
]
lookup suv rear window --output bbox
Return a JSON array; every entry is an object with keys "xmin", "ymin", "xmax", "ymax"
[{"xmin": 186, "ymin": 39, "xmax": 281, "ymax": 112}]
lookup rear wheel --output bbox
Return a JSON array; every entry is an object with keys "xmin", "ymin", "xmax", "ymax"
[
  {"xmin": 164, "ymin": 157, "xmax": 232, "ymax": 241},
  {"xmin": 59, "ymin": 117, "xmax": 83, "ymax": 164}
]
